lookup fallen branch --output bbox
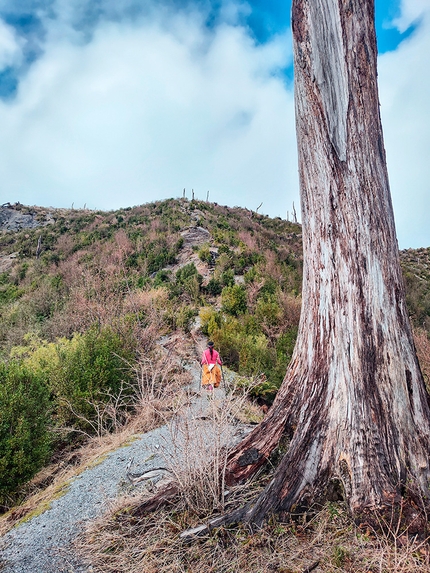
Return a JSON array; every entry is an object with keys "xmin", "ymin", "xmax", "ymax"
[{"xmin": 126, "ymin": 467, "xmax": 172, "ymax": 485}]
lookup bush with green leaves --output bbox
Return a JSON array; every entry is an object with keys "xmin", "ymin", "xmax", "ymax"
[
  {"xmin": 203, "ymin": 305, "xmax": 298, "ymax": 401},
  {"xmin": 170, "ymin": 263, "xmax": 203, "ymax": 303},
  {"xmin": 197, "ymin": 244, "xmax": 211, "ymax": 263},
  {"xmin": 205, "ymin": 277, "xmax": 222, "ymax": 296},
  {"xmin": 0, "ymin": 273, "xmax": 23, "ymax": 305},
  {"xmin": 12, "ymin": 327, "xmax": 136, "ymax": 435},
  {"xmin": 153, "ymin": 269, "xmax": 171, "ymax": 287},
  {"xmin": 0, "ymin": 361, "xmax": 52, "ymax": 500},
  {"xmin": 220, "ymin": 269, "xmax": 235, "ymax": 287},
  {"xmin": 175, "ymin": 305, "xmax": 197, "ymax": 332},
  {"xmin": 221, "ymin": 284, "xmax": 247, "ymax": 316}
]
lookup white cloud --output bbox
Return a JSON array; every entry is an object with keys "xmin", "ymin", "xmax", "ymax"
[
  {"xmin": 0, "ymin": 6, "xmax": 298, "ymax": 220},
  {"xmin": 394, "ymin": 0, "xmax": 428, "ymax": 31},
  {"xmin": 0, "ymin": 19, "xmax": 23, "ymax": 70},
  {"xmin": 219, "ymin": 0, "xmax": 252, "ymax": 25},
  {"xmin": 379, "ymin": 6, "xmax": 430, "ymax": 248},
  {"xmin": 3, "ymin": 0, "xmax": 428, "ymax": 249}
]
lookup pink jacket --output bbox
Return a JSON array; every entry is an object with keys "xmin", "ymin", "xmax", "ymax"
[{"xmin": 201, "ymin": 348, "xmax": 222, "ymax": 366}]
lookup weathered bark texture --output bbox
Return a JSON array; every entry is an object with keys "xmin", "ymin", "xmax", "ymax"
[{"xmin": 224, "ymin": 0, "xmax": 430, "ymax": 525}]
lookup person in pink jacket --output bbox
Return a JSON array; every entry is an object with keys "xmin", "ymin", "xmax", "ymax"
[{"xmin": 201, "ymin": 341, "xmax": 222, "ymax": 391}]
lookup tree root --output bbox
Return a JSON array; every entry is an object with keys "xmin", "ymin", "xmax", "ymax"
[{"xmin": 131, "ymin": 481, "xmax": 180, "ymax": 517}]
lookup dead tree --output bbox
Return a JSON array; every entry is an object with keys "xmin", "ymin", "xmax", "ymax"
[
  {"xmin": 292, "ymin": 202, "xmax": 297, "ymax": 224},
  {"xmin": 220, "ymin": 0, "xmax": 430, "ymax": 527},
  {"xmin": 36, "ymin": 235, "xmax": 42, "ymax": 259},
  {"xmin": 137, "ymin": 0, "xmax": 430, "ymax": 530}
]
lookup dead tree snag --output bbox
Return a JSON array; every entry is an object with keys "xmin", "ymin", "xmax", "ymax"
[{"xmin": 223, "ymin": 0, "xmax": 430, "ymax": 526}]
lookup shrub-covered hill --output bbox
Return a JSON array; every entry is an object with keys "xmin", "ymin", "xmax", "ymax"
[
  {"xmin": 400, "ymin": 247, "xmax": 430, "ymax": 332},
  {"xmin": 0, "ymin": 198, "xmax": 304, "ymax": 502},
  {"xmin": 0, "ymin": 199, "xmax": 303, "ymax": 371},
  {"xmin": 0, "ymin": 198, "xmax": 429, "ymax": 504},
  {"xmin": 0, "ymin": 199, "xmax": 429, "ymax": 381}
]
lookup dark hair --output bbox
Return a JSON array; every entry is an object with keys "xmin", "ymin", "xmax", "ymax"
[{"xmin": 208, "ymin": 341, "xmax": 214, "ymax": 358}]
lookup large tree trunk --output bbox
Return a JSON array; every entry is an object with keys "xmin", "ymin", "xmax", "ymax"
[{"xmin": 224, "ymin": 0, "xmax": 430, "ymax": 526}]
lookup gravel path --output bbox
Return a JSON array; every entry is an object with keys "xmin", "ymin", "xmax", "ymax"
[{"xmin": 0, "ymin": 364, "xmax": 240, "ymax": 573}]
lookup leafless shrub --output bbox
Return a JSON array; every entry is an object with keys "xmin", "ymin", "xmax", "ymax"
[
  {"xmin": 246, "ymin": 278, "xmax": 265, "ymax": 313},
  {"xmin": 237, "ymin": 230, "xmax": 259, "ymax": 252},
  {"xmin": 58, "ymin": 383, "xmax": 132, "ymax": 441},
  {"xmin": 163, "ymin": 375, "xmax": 263, "ymax": 508},
  {"xmin": 278, "ymin": 290, "xmax": 302, "ymax": 328}
]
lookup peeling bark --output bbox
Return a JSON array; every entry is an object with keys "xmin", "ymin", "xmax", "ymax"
[{"xmin": 224, "ymin": 0, "xmax": 430, "ymax": 526}]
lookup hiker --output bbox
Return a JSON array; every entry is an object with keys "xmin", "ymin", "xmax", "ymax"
[{"xmin": 201, "ymin": 341, "xmax": 222, "ymax": 391}]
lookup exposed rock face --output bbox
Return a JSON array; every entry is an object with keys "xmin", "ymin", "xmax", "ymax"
[
  {"xmin": 0, "ymin": 205, "xmax": 54, "ymax": 232},
  {"xmin": 0, "ymin": 253, "xmax": 18, "ymax": 273},
  {"xmin": 180, "ymin": 226, "xmax": 210, "ymax": 248},
  {"xmin": 163, "ymin": 226, "xmax": 214, "ymax": 281}
]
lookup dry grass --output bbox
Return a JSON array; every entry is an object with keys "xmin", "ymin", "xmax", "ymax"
[
  {"xmin": 76, "ymin": 497, "xmax": 430, "ymax": 573},
  {"xmin": 157, "ymin": 376, "xmax": 263, "ymax": 517},
  {"xmin": 75, "ymin": 372, "xmax": 430, "ymax": 573}
]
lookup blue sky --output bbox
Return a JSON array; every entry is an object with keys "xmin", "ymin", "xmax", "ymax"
[{"xmin": 0, "ymin": 0, "xmax": 428, "ymax": 248}]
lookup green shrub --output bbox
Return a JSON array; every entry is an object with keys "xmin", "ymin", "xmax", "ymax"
[
  {"xmin": 175, "ymin": 263, "xmax": 200, "ymax": 285},
  {"xmin": 18, "ymin": 263, "xmax": 29, "ymax": 281},
  {"xmin": 175, "ymin": 305, "xmax": 197, "ymax": 332},
  {"xmin": 207, "ymin": 314, "xmax": 298, "ymax": 402},
  {"xmin": 258, "ymin": 277, "xmax": 278, "ymax": 300},
  {"xmin": 13, "ymin": 327, "xmax": 136, "ymax": 435},
  {"xmin": 171, "ymin": 263, "xmax": 203, "ymax": 303},
  {"xmin": 153, "ymin": 269, "xmax": 171, "ymax": 287},
  {"xmin": 0, "ymin": 283, "xmax": 23, "ymax": 305},
  {"xmin": 221, "ymin": 285, "xmax": 247, "ymax": 316},
  {"xmin": 244, "ymin": 266, "xmax": 257, "ymax": 284},
  {"xmin": 199, "ymin": 307, "xmax": 221, "ymax": 336},
  {"xmin": 217, "ymin": 243, "xmax": 231, "ymax": 255},
  {"xmin": 255, "ymin": 297, "xmax": 282, "ymax": 329},
  {"xmin": 197, "ymin": 244, "xmax": 211, "ymax": 263},
  {"xmin": 220, "ymin": 269, "xmax": 235, "ymax": 287},
  {"xmin": 0, "ymin": 361, "xmax": 52, "ymax": 499},
  {"xmin": 56, "ymin": 328, "xmax": 135, "ymax": 432},
  {"xmin": 205, "ymin": 278, "xmax": 222, "ymax": 296}
]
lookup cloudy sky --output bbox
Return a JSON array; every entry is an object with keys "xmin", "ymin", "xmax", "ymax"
[{"xmin": 0, "ymin": 0, "xmax": 428, "ymax": 249}]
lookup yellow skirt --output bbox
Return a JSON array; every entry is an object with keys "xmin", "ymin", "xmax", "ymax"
[{"xmin": 201, "ymin": 364, "xmax": 222, "ymax": 388}]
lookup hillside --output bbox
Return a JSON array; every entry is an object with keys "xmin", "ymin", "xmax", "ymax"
[
  {"xmin": 1, "ymin": 199, "xmax": 428, "ymax": 348},
  {"xmin": 0, "ymin": 200, "xmax": 303, "ymax": 365},
  {"xmin": 1, "ymin": 199, "xmax": 430, "ymax": 572},
  {"xmin": 0, "ymin": 199, "xmax": 303, "ymax": 506},
  {"xmin": 1, "ymin": 199, "xmax": 429, "ymax": 390}
]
